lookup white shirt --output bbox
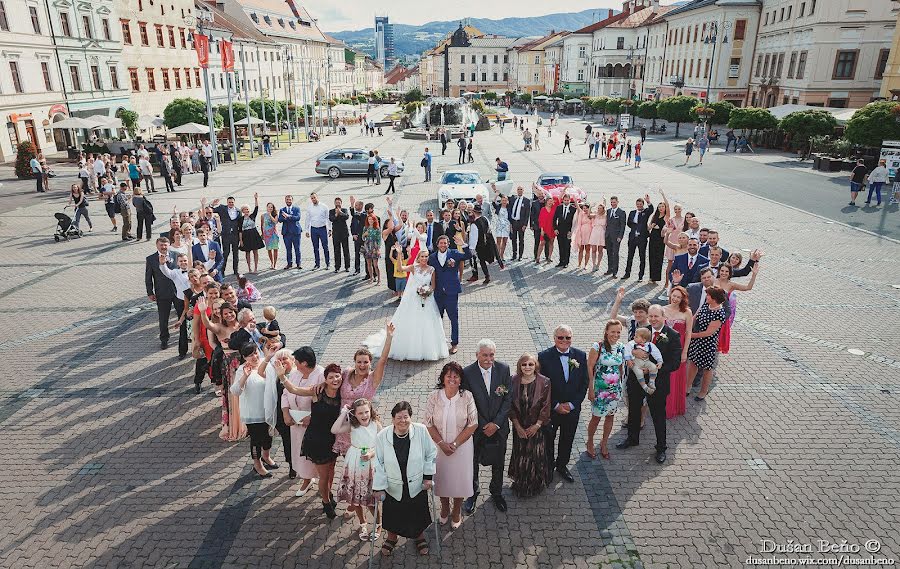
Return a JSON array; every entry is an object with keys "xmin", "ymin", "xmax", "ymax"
[
  {"xmin": 226, "ymin": 206, "xmax": 239, "ymax": 221},
  {"xmin": 511, "ymin": 195, "xmax": 525, "ymax": 220},
  {"xmin": 687, "ymin": 254, "xmax": 698, "ymax": 268},
  {"xmin": 139, "ymin": 158, "xmax": 153, "ymax": 175},
  {"xmin": 202, "ymin": 143, "xmax": 212, "ymax": 158},
  {"xmin": 624, "ymin": 340, "xmax": 663, "ymax": 364},
  {"xmin": 869, "ymin": 166, "xmax": 889, "ymax": 183},
  {"xmin": 437, "ymin": 250, "xmax": 448, "ymax": 265},
  {"xmin": 304, "ymin": 203, "xmax": 330, "ymax": 231},
  {"xmin": 93, "ymin": 160, "xmax": 106, "ymax": 176},
  {"xmin": 480, "ymin": 365, "xmax": 492, "ymax": 394},
  {"xmin": 160, "ymin": 263, "xmax": 191, "ymax": 300},
  {"xmin": 198, "ymin": 242, "xmax": 215, "ymax": 271},
  {"xmin": 468, "ymin": 218, "xmax": 480, "ymax": 250},
  {"xmin": 686, "ymin": 228, "xmax": 700, "ymax": 239},
  {"xmin": 138, "ymin": 148, "xmax": 150, "ymax": 160}
]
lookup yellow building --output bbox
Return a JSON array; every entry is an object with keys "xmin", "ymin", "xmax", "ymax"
[{"xmin": 880, "ymin": 8, "xmax": 900, "ymax": 100}]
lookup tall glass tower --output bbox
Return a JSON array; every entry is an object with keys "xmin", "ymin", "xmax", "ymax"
[{"xmin": 374, "ymin": 16, "xmax": 395, "ymax": 69}]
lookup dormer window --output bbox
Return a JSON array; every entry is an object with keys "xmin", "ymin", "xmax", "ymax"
[{"xmin": 250, "ymin": 13, "xmax": 258, "ymax": 23}]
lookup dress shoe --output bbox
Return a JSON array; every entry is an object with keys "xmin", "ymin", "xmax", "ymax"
[
  {"xmin": 334, "ymin": 268, "xmax": 340, "ymax": 274},
  {"xmin": 160, "ymin": 340, "xmax": 169, "ymax": 350},
  {"xmin": 323, "ymin": 502, "xmax": 337, "ymax": 519},
  {"xmin": 491, "ymin": 495, "xmax": 507, "ymax": 512},
  {"xmin": 296, "ymin": 265, "xmax": 302, "ymax": 270},
  {"xmin": 466, "ymin": 275, "xmax": 479, "ymax": 282},
  {"xmin": 463, "ymin": 496, "xmax": 477, "ymax": 515},
  {"xmin": 313, "ymin": 265, "xmax": 320, "ymax": 270},
  {"xmin": 620, "ymin": 274, "xmax": 630, "ymax": 279},
  {"xmin": 556, "ymin": 467, "xmax": 575, "ymax": 483},
  {"xmin": 178, "ymin": 353, "xmax": 187, "ymax": 360},
  {"xmin": 655, "ymin": 450, "xmax": 667, "ymax": 464},
  {"xmin": 615, "ymin": 439, "xmax": 638, "ymax": 450},
  {"xmin": 482, "ymin": 278, "xmax": 490, "ymax": 284},
  {"xmin": 283, "ymin": 264, "xmax": 293, "ymax": 270},
  {"xmin": 449, "ymin": 345, "xmax": 458, "ymax": 355},
  {"xmin": 353, "ymin": 270, "xmax": 360, "ymax": 275},
  {"xmin": 289, "ymin": 468, "xmax": 297, "ymax": 479},
  {"xmin": 194, "ymin": 384, "xmax": 201, "ymax": 394},
  {"xmin": 263, "ymin": 461, "xmax": 279, "ymax": 470}
]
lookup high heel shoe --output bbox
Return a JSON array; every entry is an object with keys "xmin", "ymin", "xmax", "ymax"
[
  {"xmin": 451, "ymin": 516, "xmax": 462, "ymax": 530},
  {"xmin": 439, "ymin": 513, "xmax": 449, "ymax": 525},
  {"xmin": 585, "ymin": 444, "xmax": 596, "ymax": 459}
]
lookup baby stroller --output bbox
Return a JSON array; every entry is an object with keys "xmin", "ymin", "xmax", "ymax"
[{"xmin": 54, "ymin": 208, "xmax": 82, "ymax": 241}]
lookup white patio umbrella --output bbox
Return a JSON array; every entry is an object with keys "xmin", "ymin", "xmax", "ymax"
[
  {"xmin": 168, "ymin": 122, "xmax": 211, "ymax": 134},
  {"xmin": 86, "ymin": 115, "xmax": 123, "ymax": 129},
  {"xmin": 234, "ymin": 116, "xmax": 266, "ymax": 126},
  {"xmin": 548, "ymin": 96, "xmax": 563, "ymax": 101},
  {"xmin": 565, "ymin": 98, "xmax": 583, "ymax": 104},
  {"xmin": 50, "ymin": 117, "xmax": 105, "ymax": 129},
  {"xmin": 138, "ymin": 114, "xmax": 165, "ymax": 128},
  {"xmin": 533, "ymin": 95, "xmax": 549, "ymax": 100}
]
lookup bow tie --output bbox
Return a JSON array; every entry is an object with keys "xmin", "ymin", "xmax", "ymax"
[
  {"xmin": 558, "ymin": 351, "xmax": 570, "ymax": 356},
  {"xmin": 181, "ymin": 270, "xmax": 187, "ymax": 274}
]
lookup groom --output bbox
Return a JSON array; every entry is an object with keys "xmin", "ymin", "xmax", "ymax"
[{"xmin": 429, "ymin": 234, "xmax": 471, "ymax": 355}]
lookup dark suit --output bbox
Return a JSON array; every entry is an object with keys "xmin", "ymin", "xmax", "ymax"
[
  {"xmin": 529, "ymin": 196, "xmax": 545, "ymax": 260},
  {"xmin": 669, "ymin": 253, "xmax": 710, "ymax": 286},
  {"xmin": 350, "ymin": 208, "xmax": 367, "ymax": 273},
  {"xmin": 553, "ymin": 203, "xmax": 576, "ymax": 266},
  {"xmin": 470, "ymin": 215, "xmax": 492, "ymax": 279},
  {"xmin": 624, "ymin": 324, "xmax": 681, "ymax": 451},
  {"xmin": 623, "ymin": 205, "xmax": 654, "ymax": 279},
  {"xmin": 698, "ymin": 243, "xmax": 729, "ymax": 262},
  {"xmin": 145, "ymin": 251, "xmax": 178, "ymax": 345},
  {"xmin": 508, "ymin": 194, "xmax": 530, "ymax": 259},
  {"xmin": 329, "ymin": 207, "xmax": 350, "ymax": 270},
  {"xmin": 604, "ymin": 207, "xmax": 627, "ymax": 275},
  {"xmin": 191, "ymin": 241, "xmax": 223, "ymax": 282},
  {"xmin": 428, "ymin": 247, "xmax": 472, "ymax": 346},
  {"xmin": 212, "ymin": 204, "xmax": 242, "ymax": 275},
  {"xmin": 538, "ymin": 346, "xmax": 589, "ymax": 472},
  {"xmin": 461, "ymin": 361, "xmax": 512, "ymax": 497},
  {"xmin": 422, "ymin": 221, "xmax": 444, "ymax": 253}
]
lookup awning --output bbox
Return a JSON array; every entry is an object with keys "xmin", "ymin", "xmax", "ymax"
[{"xmin": 168, "ymin": 122, "xmax": 212, "ymax": 134}]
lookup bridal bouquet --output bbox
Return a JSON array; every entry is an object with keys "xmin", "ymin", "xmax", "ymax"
[{"xmin": 416, "ymin": 285, "xmax": 433, "ymax": 307}]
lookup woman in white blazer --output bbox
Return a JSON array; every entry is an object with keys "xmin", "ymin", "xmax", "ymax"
[{"xmin": 373, "ymin": 401, "xmax": 437, "ymax": 557}]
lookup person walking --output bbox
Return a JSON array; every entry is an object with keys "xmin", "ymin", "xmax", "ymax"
[
  {"xmin": 495, "ymin": 158, "xmax": 509, "ymax": 182},
  {"xmin": 440, "ymin": 128, "xmax": 448, "ymax": 155},
  {"xmin": 725, "ymin": 129, "xmax": 736, "ymax": 152},
  {"xmin": 116, "ymin": 182, "xmax": 134, "ymax": 241},
  {"xmin": 865, "ymin": 159, "xmax": 889, "ymax": 206},
  {"xmin": 422, "ymin": 148, "xmax": 432, "ymax": 182},
  {"xmin": 457, "ymin": 136, "xmax": 466, "ymax": 164},
  {"xmin": 697, "ymin": 135, "xmax": 709, "ymax": 165},
  {"xmin": 848, "ymin": 159, "xmax": 868, "ymax": 206},
  {"xmin": 683, "ymin": 138, "xmax": 695, "ymax": 165},
  {"xmin": 385, "ymin": 158, "xmax": 399, "ymax": 194},
  {"xmin": 563, "ymin": 131, "xmax": 572, "ymax": 153},
  {"xmin": 67, "ymin": 184, "xmax": 93, "ymax": 232}
]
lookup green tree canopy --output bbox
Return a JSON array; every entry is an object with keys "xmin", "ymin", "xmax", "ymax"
[
  {"xmin": 727, "ymin": 107, "xmax": 778, "ymax": 132},
  {"xmin": 605, "ymin": 98, "xmax": 626, "ymax": 115},
  {"xmin": 216, "ymin": 102, "xmax": 257, "ymax": 127},
  {"xmin": 14, "ymin": 140, "xmax": 36, "ymax": 179},
  {"xmin": 519, "ymin": 93, "xmax": 532, "ymax": 104},
  {"xmin": 658, "ymin": 95, "xmax": 699, "ymax": 136},
  {"xmin": 590, "ymin": 97, "xmax": 609, "ymax": 114},
  {"xmin": 635, "ymin": 100, "xmax": 658, "ymax": 120},
  {"xmin": 164, "ymin": 98, "xmax": 222, "ymax": 129},
  {"xmin": 690, "ymin": 101, "xmax": 734, "ymax": 125},
  {"xmin": 482, "ymin": 91, "xmax": 498, "ymax": 102},
  {"xmin": 249, "ymin": 99, "xmax": 286, "ymax": 122},
  {"xmin": 779, "ymin": 109, "xmax": 838, "ymax": 141},
  {"xmin": 116, "ymin": 109, "xmax": 139, "ymax": 138},
  {"xmin": 403, "ymin": 88, "xmax": 424, "ymax": 103},
  {"xmin": 844, "ymin": 101, "xmax": 900, "ymax": 148}
]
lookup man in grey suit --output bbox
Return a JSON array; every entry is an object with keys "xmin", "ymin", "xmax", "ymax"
[
  {"xmin": 461, "ymin": 338, "xmax": 512, "ymax": 514},
  {"xmin": 604, "ymin": 196, "xmax": 627, "ymax": 277},
  {"xmin": 673, "ymin": 267, "xmax": 732, "ymax": 321}
]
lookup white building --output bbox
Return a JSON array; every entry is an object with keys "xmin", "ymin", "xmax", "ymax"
[
  {"xmin": 0, "ymin": 1, "xmax": 68, "ymax": 161},
  {"xmin": 555, "ymin": 12, "xmax": 621, "ymax": 97}
]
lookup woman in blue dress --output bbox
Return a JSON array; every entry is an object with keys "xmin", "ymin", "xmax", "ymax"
[{"xmin": 586, "ymin": 319, "xmax": 625, "ymax": 460}]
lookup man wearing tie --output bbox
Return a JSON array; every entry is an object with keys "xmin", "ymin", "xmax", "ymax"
[
  {"xmin": 157, "ymin": 252, "xmax": 192, "ymax": 359},
  {"xmin": 604, "ymin": 196, "xmax": 626, "ymax": 277},
  {"xmin": 669, "ymin": 238, "xmax": 709, "ymax": 285},
  {"xmin": 329, "ymin": 197, "xmax": 350, "ymax": 273},
  {"xmin": 508, "ymin": 186, "xmax": 530, "ymax": 261},
  {"xmin": 146, "ymin": 237, "xmax": 178, "ymax": 351},
  {"xmin": 622, "ymin": 194, "xmax": 654, "ymax": 281},
  {"xmin": 423, "ymin": 209, "xmax": 443, "ymax": 253},
  {"xmin": 348, "ymin": 196, "xmax": 367, "ymax": 275},
  {"xmin": 538, "ymin": 325, "xmax": 588, "ymax": 483},
  {"xmin": 191, "ymin": 228, "xmax": 223, "ymax": 282},
  {"xmin": 304, "ymin": 192, "xmax": 331, "ymax": 270},
  {"xmin": 278, "ymin": 195, "xmax": 302, "ymax": 270},
  {"xmin": 553, "ymin": 194, "xmax": 576, "ymax": 268}
]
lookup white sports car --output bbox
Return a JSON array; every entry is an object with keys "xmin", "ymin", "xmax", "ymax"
[{"xmin": 437, "ymin": 170, "xmax": 514, "ymax": 209}]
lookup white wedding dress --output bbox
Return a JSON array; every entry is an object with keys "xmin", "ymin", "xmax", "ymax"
[{"xmin": 364, "ymin": 266, "xmax": 449, "ymax": 361}]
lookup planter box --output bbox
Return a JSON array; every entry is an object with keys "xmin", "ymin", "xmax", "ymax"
[
  {"xmin": 840, "ymin": 160, "xmax": 855, "ymax": 172},
  {"xmin": 812, "ymin": 155, "xmax": 822, "ymax": 169},
  {"xmin": 820, "ymin": 157, "xmax": 843, "ymax": 172}
]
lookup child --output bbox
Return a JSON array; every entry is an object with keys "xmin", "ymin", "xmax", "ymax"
[
  {"xmin": 389, "ymin": 244, "xmax": 408, "ymax": 298},
  {"xmin": 236, "ymin": 274, "xmax": 261, "ymax": 303},
  {"xmin": 624, "ymin": 328, "xmax": 663, "ymax": 395},
  {"xmin": 625, "ymin": 140, "xmax": 633, "ymax": 165},
  {"xmin": 332, "ymin": 398, "xmax": 381, "ymax": 541},
  {"xmin": 634, "ymin": 142, "xmax": 642, "ymax": 168}
]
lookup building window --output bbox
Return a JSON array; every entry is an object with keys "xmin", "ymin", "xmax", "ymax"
[
  {"xmin": 194, "ymin": 68, "xmax": 200, "ymax": 85},
  {"xmin": 800, "ymin": 2, "xmax": 806, "ymax": 17},
  {"xmin": 832, "ymin": 50, "xmax": 858, "ymax": 79},
  {"xmin": 155, "ymin": 25, "xmax": 164, "ymax": 47},
  {"xmin": 460, "ymin": 72, "xmax": 465, "ymax": 81},
  {"xmin": 827, "ymin": 98, "xmax": 848, "ymax": 108},
  {"xmin": 146, "ymin": 68, "xmax": 156, "ymax": 90},
  {"xmin": 755, "ymin": 54, "xmax": 763, "ymax": 77},
  {"xmin": 82, "ymin": 15, "xmax": 93, "ymax": 38},
  {"xmin": 60, "ymin": 12, "xmax": 71, "ymax": 36},
  {"xmin": 728, "ymin": 57, "xmax": 740, "ymax": 78},
  {"xmin": 787, "ymin": 5, "xmax": 792, "ymax": 18},
  {"xmin": 762, "ymin": 54, "xmax": 770, "ymax": 76},
  {"xmin": 179, "ymin": 28, "xmax": 186, "ymax": 48},
  {"xmin": 876, "ymin": 48, "xmax": 890, "ymax": 79},
  {"xmin": 129, "ymin": 67, "xmax": 139, "ymax": 91},
  {"xmin": 168, "ymin": 26, "xmax": 175, "ymax": 47},
  {"xmin": 689, "ymin": 59, "xmax": 694, "ymax": 77},
  {"xmin": 775, "ymin": 53, "xmax": 784, "ymax": 77},
  {"xmin": 174, "ymin": 68, "xmax": 181, "ymax": 89},
  {"xmin": 69, "ymin": 65, "xmax": 81, "ymax": 91},
  {"xmin": 787, "ymin": 52, "xmax": 797, "ymax": 78},
  {"xmin": 41, "ymin": 62, "xmax": 52, "ymax": 90},
  {"xmin": 734, "ymin": 19, "xmax": 746, "ymax": 40},
  {"xmin": 810, "ymin": 0, "xmax": 816, "ymax": 15},
  {"xmin": 185, "ymin": 67, "xmax": 191, "ymax": 87},
  {"xmin": 796, "ymin": 51, "xmax": 808, "ymax": 79},
  {"xmin": 102, "ymin": 18, "xmax": 111, "ymax": 40},
  {"xmin": 460, "ymin": 55, "xmax": 465, "ymax": 64},
  {"xmin": 481, "ymin": 72, "xmax": 487, "ymax": 81},
  {"xmin": 469, "ymin": 55, "xmax": 474, "ymax": 64},
  {"xmin": 30, "ymin": 6, "xmax": 41, "ymax": 33},
  {"xmin": 161, "ymin": 68, "xmax": 170, "ymax": 89},
  {"xmin": 493, "ymin": 55, "xmax": 498, "ymax": 64},
  {"xmin": 503, "ymin": 72, "xmax": 508, "ymax": 81},
  {"xmin": 534, "ymin": 55, "xmax": 540, "ymax": 64},
  {"xmin": 482, "ymin": 55, "xmax": 486, "ymax": 64},
  {"xmin": 9, "ymin": 62, "xmax": 22, "ymax": 93},
  {"xmin": 90, "ymin": 65, "xmax": 101, "ymax": 90},
  {"xmin": 139, "ymin": 22, "xmax": 148, "ymax": 45},
  {"xmin": 493, "ymin": 72, "xmax": 497, "ymax": 81},
  {"xmin": 577, "ymin": 69, "xmax": 584, "ymax": 81},
  {"xmin": 764, "ymin": 12, "xmax": 769, "ymax": 26},
  {"xmin": 471, "ymin": 73, "xmax": 475, "ymax": 81},
  {"xmin": 109, "ymin": 66, "xmax": 119, "ymax": 89},
  {"xmin": 503, "ymin": 54, "xmax": 508, "ymax": 63},
  {"xmin": 121, "ymin": 20, "xmax": 132, "ymax": 44}
]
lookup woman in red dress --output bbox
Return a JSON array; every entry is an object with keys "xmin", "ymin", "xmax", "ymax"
[
  {"xmin": 662, "ymin": 285, "xmax": 693, "ymax": 419},
  {"xmin": 536, "ymin": 197, "xmax": 557, "ymax": 264}
]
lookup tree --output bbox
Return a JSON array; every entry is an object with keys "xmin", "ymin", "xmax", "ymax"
[
  {"xmin": 116, "ymin": 109, "xmax": 139, "ymax": 138},
  {"xmin": 728, "ymin": 107, "xmax": 778, "ymax": 137},
  {"xmin": 519, "ymin": 93, "xmax": 532, "ymax": 104},
  {"xmin": 605, "ymin": 98, "xmax": 625, "ymax": 117},
  {"xmin": 403, "ymin": 88, "xmax": 424, "ymax": 103},
  {"xmin": 356, "ymin": 95, "xmax": 367, "ymax": 104},
  {"xmin": 657, "ymin": 95, "xmax": 699, "ymax": 137},
  {"xmin": 635, "ymin": 100, "xmax": 658, "ymax": 129},
  {"xmin": 690, "ymin": 101, "xmax": 733, "ymax": 125},
  {"xmin": 249, "ymin": 99, "xmax": 286, "ymax": 123},
  {"xmin": 14, "ymin": 140, "xmax": 37, "ymax": 179},
  {"xmin": 779, "ymin": 109, "xmax": 838, "ymax": 158},
  {"xmin": 164, "ymin": 97, "xmax": 221, "ymax": 128},
  {"xmin": 470, "ymin": 99, "xmax": 485, "ymax": 113},
  {"xmin": 844, "ymin": 101, "xmax": 900, "ymax": 148},
  {"xmin": 482, "ymin": 91, "xmax": 498, "ymax": 102},
  {"xmin": 591, "ymin": 97, "xmax": 609, "ymax": 117},
  {"xmin": 216, "ymin": 102, "xmax": 257, "ymax": 127}
]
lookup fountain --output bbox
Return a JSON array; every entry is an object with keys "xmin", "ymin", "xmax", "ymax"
[{"xmin": 403, "ymin": 97, "xmax": 475, "ymax": 140}]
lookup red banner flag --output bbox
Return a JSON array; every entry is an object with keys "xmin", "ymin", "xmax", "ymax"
[
  {"xmin": 194, "ymin": 34, "xmax": 209, "ymax": 68},
  {"xmin": 221, "ymin": 40, "xmax": 235, "ymax": 72}
]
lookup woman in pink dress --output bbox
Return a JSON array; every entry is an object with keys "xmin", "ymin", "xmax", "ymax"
[
  {"xmin": 281, "ymin": 348, "xmax": 325, "ymax": 496},
  {"xmin": 571, "ymin": 203, "xmax": 595, "ymax": 269},
  {"xmin": 588, "ymin": 201, "xmax": 606, "ymax": 271},
  {"xmin": 334, "ymin": 328, "xmax": 393, "ymax": 455},
  {"xmin": 196, "ymin": 297, "xmax": 247, "ymax": 442},
  {"xmin": 661, "ymin": 192, "xmax": 684, "ymax": 288},
  {"xmin": 663, "ymin": 285, "xmax": 693, "ymax": 419}
]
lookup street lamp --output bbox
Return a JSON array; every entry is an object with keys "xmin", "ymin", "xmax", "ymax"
[{"xmin": 702, "ymin": 20, "xmax": 730, "ymax": 104}]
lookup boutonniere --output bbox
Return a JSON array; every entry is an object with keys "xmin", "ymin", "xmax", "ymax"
[
  {"xmin": 494, "ymin": 385, "xmax": 509, "ymax": 397},
  {"xmin": 447, "ymin": 258, "xmax": 456, "ymax": 267},
  {"xmin": 656, "ymin": 333, "xmax": 668, "ymax": 343},
  {"xmin": 569, "ymin": 359, "xmax": 580, "ymax": 370}
]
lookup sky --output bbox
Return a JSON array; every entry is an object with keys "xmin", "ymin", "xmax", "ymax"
[{"xmin": 302, "ymin": 0, "xmax": 627, "ymax": 33}]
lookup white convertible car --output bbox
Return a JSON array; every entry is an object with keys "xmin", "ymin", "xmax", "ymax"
[{"xmin": 437, "ymin": 170, "xmax": 514, "ymax": 209}]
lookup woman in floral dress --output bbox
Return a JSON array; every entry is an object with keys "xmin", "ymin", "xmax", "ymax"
[
  {"xmin": 332, "ymin": 399, "xmax": 382, "ymax": 540},
  {"xmin": 585, "ymin": 320, "xmax": 625, "ymax": 459},
  {"xmin": 361, "ymin": 215, "xmax": 382, "ymax": 285},
  {"xmin": 261, "ymin": 202, "xmax": 280, "ymax": 270}
]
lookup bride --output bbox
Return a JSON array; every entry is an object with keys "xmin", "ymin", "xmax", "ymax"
[{"xmin": 364, "ymin": 248, "xmax": 449, "ymax": 361}]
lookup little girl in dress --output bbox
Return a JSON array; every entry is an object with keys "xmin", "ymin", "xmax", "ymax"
[{"xmin": 332, "ymin": 398, "xmax": 381, "ymax": 541}]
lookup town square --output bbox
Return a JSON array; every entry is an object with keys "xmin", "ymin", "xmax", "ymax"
[{"xmin": 0, "ymin": 0, "xmax": 899, "ymax": 568}]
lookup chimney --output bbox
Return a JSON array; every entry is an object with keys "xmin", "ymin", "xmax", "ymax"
[{"xmin": 608, "ymin": 8, "xmax": 614, "ymax": 19}]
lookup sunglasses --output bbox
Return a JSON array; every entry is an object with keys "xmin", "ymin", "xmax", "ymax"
[{"xmin": 556, "ymin": 336, "xmax": 571, "ymax": 340}]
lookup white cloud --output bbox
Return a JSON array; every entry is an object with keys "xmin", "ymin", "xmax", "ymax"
[{"xmin": 301, "ymin": 0, "xmax": 627, "ymax": 32}]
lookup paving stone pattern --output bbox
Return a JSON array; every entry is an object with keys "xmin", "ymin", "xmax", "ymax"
[{"xmin": 0, "ymin": 106, "xmax": 897, "ymax": 569}]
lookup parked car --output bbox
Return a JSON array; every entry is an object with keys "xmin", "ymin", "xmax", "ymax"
[
  {"xmin": 536, "ymin": 172, "xmax": 586, "ymax": 202},
  {"xmin": 437, "ymin": 170, "xmax": 514, "ymax": 209},
  {"xmin": 314, "ymin": 149, "xmax": 404, "ymax": 179}
]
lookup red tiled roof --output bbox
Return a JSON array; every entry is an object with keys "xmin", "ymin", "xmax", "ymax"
[
  {"xmin": 572, "ymin": 10, "xmax": 632, "ymax": 34},
  {"xmin": 608, "ymin": 5, "xmax": 675, "ymax": 28}
]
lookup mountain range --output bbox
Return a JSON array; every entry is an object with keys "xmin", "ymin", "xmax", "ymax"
[{"xmin": 328, "ymin": 9, "xmax": 615, "ymax": 62}]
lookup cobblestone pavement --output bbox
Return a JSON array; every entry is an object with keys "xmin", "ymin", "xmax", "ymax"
[{"xmin": 0, "ymin": 107, "xmax": 898, "ymax": 569}]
